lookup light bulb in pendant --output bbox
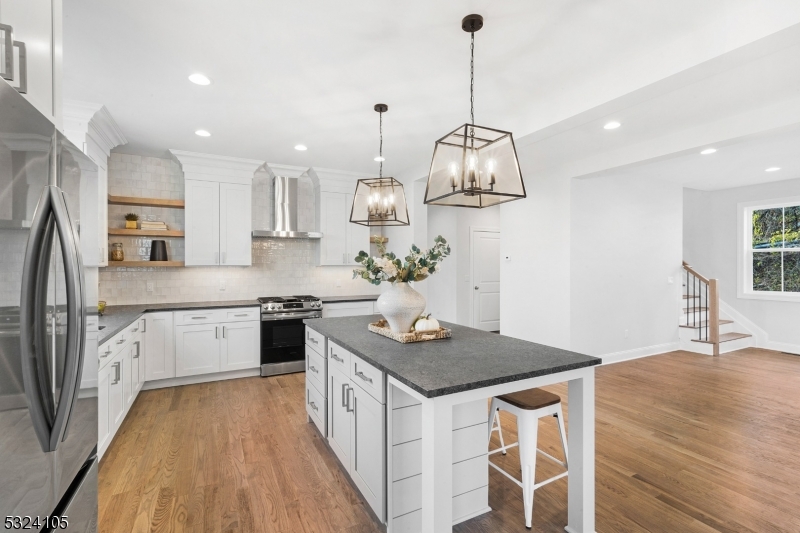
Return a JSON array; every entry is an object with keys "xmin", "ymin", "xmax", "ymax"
[
  {"xmin": 448, "ymin": 162, "xmax": 459, "ymax": 188},
  {"xmin": 486, "ymin": 158, "xmax": 496, "ymax": 185}
]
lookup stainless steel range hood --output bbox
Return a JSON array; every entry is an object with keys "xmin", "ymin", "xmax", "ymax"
[{"xmin": 252, "ymin": 176, "xmax": 323, "ymax": 239}]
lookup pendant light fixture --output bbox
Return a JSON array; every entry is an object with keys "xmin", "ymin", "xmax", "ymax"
[
  {"xmin": 424, "ymin": 14, "xmax": 526, "ymax": 208},
  {"xmin": 350, "ymin": 104, "xmax": 410, "ymax": 226}
]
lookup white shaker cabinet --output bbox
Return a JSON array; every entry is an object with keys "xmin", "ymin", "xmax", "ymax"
[
  {"xmin": 172, "ymin": 151, "xmax": 262, "ymax": 267},
  {"xmin": 350, "ymin": 382, "xmax": 386, "ymax": 518},
  {"xmin": 184, "ymin": 179, "xmax": 221, "ymax": 266},
  {"xmin": 97, "ymin": 360, "xmax": 113, "ymax": 455},
  {"xmin": 108, "ymin": 358, "xmax": 125, "ymax": 434},
  {"xmin": 0, "ymin": 0, "xmax": 62, "ymax": 126},
  {"xmin": 220, "ymin": 320, "xmax": 260, "ymax": 372},
  {"xmin": 144, "ymin": 312, "xmax": 175, "ymax": 381},
  {"xmin": 318, "ymin": 191, "xmax": 370, "ymax": 266},
  {"xmin": 175, "ymin": 323, "xmax": 221, "ymax": 377},
  {"xmin": 219, "ymin": 182, "xmax": 252, "ymax": 266},
  {"xmin": 327, "ymin": 366, "xmax": 352, "ymax": 467}
]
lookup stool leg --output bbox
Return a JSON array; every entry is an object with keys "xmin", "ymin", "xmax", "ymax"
[
  {"xmin": 519, "ymin": 414, "xmax": 538, "ymax": 529},
  {"xmin": 488, "ymin": 400, "xmax": 507, "ymax": 455},
  {"xmin": 555, "ymin": 403, "xmax": 569, "ymax": 468}
]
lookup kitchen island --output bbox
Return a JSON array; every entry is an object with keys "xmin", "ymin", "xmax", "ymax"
[{"xmin": 304, "ymin": 315, "xmax": 601, "ymax": 533}]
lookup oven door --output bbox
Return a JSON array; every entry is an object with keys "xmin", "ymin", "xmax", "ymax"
[{"xmin": 260, "ymin": 313, "xmax": 320, "ymax": 376}]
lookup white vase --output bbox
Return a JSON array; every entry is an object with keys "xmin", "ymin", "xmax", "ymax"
[{"xmin": 377, "ymin": 282, "xmax": 426, "ymax": 333}]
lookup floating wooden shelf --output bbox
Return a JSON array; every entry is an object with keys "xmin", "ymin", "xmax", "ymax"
[
  {"xmin": 108, "ymin": 228, "xmax": 185, "ymax": 237},
  {"xmin": 108, "ymin": 195, "xmax": 185, "ymax": 209},
  {"xmin": 107, "ymin": 260, "xmax": 184, "ymax": 267}
]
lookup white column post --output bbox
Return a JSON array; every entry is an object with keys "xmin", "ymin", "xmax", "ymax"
[
  {"xmin": 566, "ymin": 369, "xmax": 596, "ymax": 533},
  {"xmin": 420, "ymin": 396, "xmax": 453, "ymax": 532}
]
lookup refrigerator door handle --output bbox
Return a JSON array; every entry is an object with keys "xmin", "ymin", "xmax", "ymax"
[
  {"xmin": 20, "ymin": 187, "xmax": 58, "ymax": 453},
  {"xmin": 0, "ymin": 23, "xmax": 13, "ymax": 81},
  {"xmin": 50, "ymin": 186, "xmax": 86, "ymax": 446}
]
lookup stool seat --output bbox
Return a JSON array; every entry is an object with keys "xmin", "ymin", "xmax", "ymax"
[{"xmin": 497, "ymin": 388, "xmax": 561, "ymax": 410}]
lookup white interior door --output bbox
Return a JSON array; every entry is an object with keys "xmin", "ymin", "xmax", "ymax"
[
  {"xmin": 471, "ymin": 230, "xmax": 501, "ymax": 331},
  {"xmin": 219, "ymin": 182, "xmax": 252, "ymax": 266}
]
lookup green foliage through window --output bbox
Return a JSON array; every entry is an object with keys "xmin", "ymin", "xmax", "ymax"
[{"xmin": 751, "ymin": 204, "xmax": 800, "ymax": 293}]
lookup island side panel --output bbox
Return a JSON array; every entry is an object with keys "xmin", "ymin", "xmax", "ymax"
[{"xmin": 387, "ymin": 379, "xmax": 490, "ymax": 532}]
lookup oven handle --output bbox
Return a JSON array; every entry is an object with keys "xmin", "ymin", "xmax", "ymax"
[{"xmin": 261, "ymin": 311, "xmax": 322, "ymax": 321}]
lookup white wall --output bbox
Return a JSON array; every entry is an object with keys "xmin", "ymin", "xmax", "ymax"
[
  {"xmin": 684, "ymin": 178, "xmax": 800, "ymax": 351},
  {"xmin": 570, "ymin": 175, "xmax": 683, "ymax": 357}
]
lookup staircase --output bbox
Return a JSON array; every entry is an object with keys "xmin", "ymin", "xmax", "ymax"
[{"xmin": 679, "ymin": 262, "xmax": 753, "ymax": 356}]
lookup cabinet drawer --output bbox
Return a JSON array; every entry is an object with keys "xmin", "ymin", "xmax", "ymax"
[
  {"xmin": 392, "ymin": 404, "xmax": 421, "ymax": 445},
  {"xmin": 392, "ymin": 474, "xmax": 421, "ymax": 518},
  {"xmin": 306, "ymin": 380, "xmax": 326, "ymax": 435},
  {"xmin": 453, "ymin": 422, "xmax": 488, "ymax": 463},
  {"xmin": 453, "ymin": 455, "xmax": 488, "ymax": 497},
  {"xmin": 453, "ymin": 485, "xmax": 489, "ymax": 522},
  {"xmin": 221, "ymin": 307, "xmax": 260, "ymax": 323},
  {"xmin": 350, "ymin": 354, "xmax": 385, "ymax": 404},
  {"xmin": 305, "ymin": 327, "xmax": 326, "ymax": 352},
  {"xmin": 390, "ymin": 474, "xmax": 488, "ymax": 524},
  {"xmin": 98, "ymin": 340, "xmax": 115, "ymax": 370},
  {"xmin": 305, "ymin": 345, "xmax": 327, "ymax": 397},
  {"xmin": 174, "ymin": 309, "xmax": 222, "ymax": 325},
  {"xmin": 327, "ymin": 339, "xmax": 350, "ymax": 374}
]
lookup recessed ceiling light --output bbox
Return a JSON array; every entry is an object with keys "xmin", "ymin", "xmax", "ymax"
[
  {"xmin": 188, "ymin": 73, "xmax": 211, "ymax": 85},
  {"xmin": 195, "ymin": 130, "xmax": 211, "ymax": 137},
  {"xmin": 374, "ymin": 156, "xmax": 385, "ymax": 162},
  {"xmin": 604, "ymin": 121, "xmax": 621, "ymax": 130},
  {"xmin": 294, "ymin": 145, "xmax": 307, "ymax": 151},
  {"xmin": 701, "ymin": 148, "xmax": 717, "ymax": 155},
  {"xmin": 765, "ymin": 167, "xmax": 781, "ymax": 172}
]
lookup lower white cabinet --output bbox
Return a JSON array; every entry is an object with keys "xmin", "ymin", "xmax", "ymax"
[
  {"xmin": 323, "ymin": 349, "xmax": 386, "ymax": 521},
  {"xmin": 220, "ymin": 321, "xmax": 260, "ymax": 372},
  {"xmin": 97, "ymin": 361, "xmax": 112, "ymax": 454},
  {"xmin": 176, "ymin": 324, "xmax": 221, "ymax": 377},
  {"xmin": 176, "ymin": 319, "xmax": 261, "ymax": 377},
  {"xmin": 108, "ymin": 358, "xmax": 125, "ymax": 438},
  {"xmin": 144, "ymin": 312, "xmax": 175, "ymax": 381}
]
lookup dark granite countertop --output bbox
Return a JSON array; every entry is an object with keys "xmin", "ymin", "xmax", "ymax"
[
  {"xmin": 304, "ymin": 315, "xmax": 601, "ymax": 398},
  {"xmin": 320, "ymin": 294, "xmax": 380, "ymax": 303},
  {"xmin": 98, "ymin": 300, "xmax": 260, "ymax": 344}
]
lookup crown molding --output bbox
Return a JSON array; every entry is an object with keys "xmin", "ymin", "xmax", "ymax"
[
  {"xmin": 170, "ymin": 150, "xmax": 265, "ymax": 183},
  {"xmin": 62, "ymin": 100, "xmax": 127, "ymax": 156}
]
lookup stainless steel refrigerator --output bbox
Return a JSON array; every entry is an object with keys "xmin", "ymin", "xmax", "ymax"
[{"xmin": 0, "ymin": 79, "xmax": 98, "ymax": 530}]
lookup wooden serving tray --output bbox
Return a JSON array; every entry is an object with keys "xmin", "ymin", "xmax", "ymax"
[{"xmin": 368, "ymin": 319, "xmax": 452, "ymax": 344}]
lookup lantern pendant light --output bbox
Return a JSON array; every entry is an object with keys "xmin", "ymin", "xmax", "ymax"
[
  {"xmin": 424, "ymin": 14, "xmax": 526, "ymax": 208},
  {"xmin": 350, "ymin": 104, "xmax": 410, "ymax": 226}
]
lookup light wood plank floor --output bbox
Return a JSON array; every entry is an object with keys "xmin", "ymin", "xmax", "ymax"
[{"xmin": 99, "ymin": 348, "xmax": 800, "ymax": 532}]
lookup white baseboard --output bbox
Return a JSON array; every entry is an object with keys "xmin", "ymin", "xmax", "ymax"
[
  {"xmin": 141, "ymin": 368, "xmax": 261, "ymax": 390},
  {"xmin": 600, "ymin": 342, "xmax": 680, "ymax": 365},
  {"xmin": 766, "ymin": 341, "xmax": 800, "ymax": 355}
]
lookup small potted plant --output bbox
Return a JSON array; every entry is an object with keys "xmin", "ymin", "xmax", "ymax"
[{"xmin": 124, "ymin": 213, "xmax": 139, "ymax": 229}]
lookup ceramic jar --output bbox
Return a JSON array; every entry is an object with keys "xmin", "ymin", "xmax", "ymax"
[{"xmin": 376, "ymin": 282, "xmax": 426, "ymax": 333}]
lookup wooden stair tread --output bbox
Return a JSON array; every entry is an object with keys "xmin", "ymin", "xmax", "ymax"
[
  {"xmin": 680, "ymin": 320, "xmax": 733, "ymax": 329},
  {"xmin": 497, "ymin": 388, "xmax": 561, "ymax": 410},
  {"xmin": 692, "ymin": 332, "xmax": 752, "ymax": 344}
]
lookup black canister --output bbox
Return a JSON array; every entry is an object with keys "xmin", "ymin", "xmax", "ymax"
[{"xmin": 150, "ymin": 240, "xmax": 168, "ymax": 261}]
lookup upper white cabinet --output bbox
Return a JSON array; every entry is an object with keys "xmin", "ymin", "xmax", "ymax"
[
  {"xmin": 315, "ymin": 169, "xmax": 372, "ymax": 266},
  {"xmin": 62, "ymin": 102, "xmax": 127, "ymax": 267},
  {"xmin": 171, "ymin": 150, "xmax": 262, "ymax": 266},
  {"xmin": 0, "ymin": 0, "xmax": 62, "ymax": 126}
]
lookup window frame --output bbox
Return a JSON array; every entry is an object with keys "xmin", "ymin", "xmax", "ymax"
[{"xmin": 738, "ymin": 196, "xmax": 800, "ymax": 302}]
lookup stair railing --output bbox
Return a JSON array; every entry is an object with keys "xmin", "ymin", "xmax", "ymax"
[{"xmin": 682, "ymin": 261, "xmax": 720, "ymax": 355}]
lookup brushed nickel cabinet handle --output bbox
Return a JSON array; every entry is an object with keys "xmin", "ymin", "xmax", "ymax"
[
  {"xmin": 330, "ymin": 353, "xmax": 343, "ymax": 363},
  {"xmin": 12, "ymin": 40, "xmax": 26, "ymax": 93},
  {"xmin": 309, "ymin": 400, "xmax": 318, "ymax": 412},
  {"xmin": 308, "ymin": 365, "xmax": 318, "ymax": 374},
  {"xmin": 0, "ymin": 24, "xmax": 13, "ymax": 80},
  {"xmin": 112, "ymin": 362, "xmax": 121, "ymax": 384},
  {"xmin": 355, "ymin": 370, "xmax": 373, "ymax": 384}
]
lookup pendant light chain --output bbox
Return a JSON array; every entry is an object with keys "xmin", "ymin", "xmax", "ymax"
[
  {"xmin": 379, "ymin": 109, "xmax": 383, "ymax": 178},
  {"xmin": 470, "ymin": 31, "xmax": 475, "ymax": 133}
]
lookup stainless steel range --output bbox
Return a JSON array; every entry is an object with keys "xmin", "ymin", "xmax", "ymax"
[{"xmin": 259, "ymin": 295, "xmax": 323, "ymax": 376}]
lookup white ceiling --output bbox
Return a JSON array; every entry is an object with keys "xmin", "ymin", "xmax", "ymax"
[{"xmin": 63, "ymin": 1, "xmax": 800, "ymax": 175}]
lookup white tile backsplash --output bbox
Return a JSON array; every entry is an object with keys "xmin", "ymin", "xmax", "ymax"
[{"xmin": 100, "ymin": 153, "xmax": 377, "ymax": 305}]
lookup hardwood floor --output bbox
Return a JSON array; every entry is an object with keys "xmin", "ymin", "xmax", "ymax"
[{"xmin": 99, "ymin": 348, "xmax": 800, "ymax": 533}]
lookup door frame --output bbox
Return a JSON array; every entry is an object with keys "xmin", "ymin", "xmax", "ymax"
[{"xmin": 469, "ymin": 226, "xmax": 501, "ymax": 329}]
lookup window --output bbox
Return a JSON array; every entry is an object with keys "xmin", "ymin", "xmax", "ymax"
[{"xmin": 741, "ymin": 199, "xmax": 800, "ymax": 300}]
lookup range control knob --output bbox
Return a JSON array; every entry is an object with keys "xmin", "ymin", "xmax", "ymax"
[{"xmin": 267, "ymin": 304, "xmax": 274, "ymax": 310}]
